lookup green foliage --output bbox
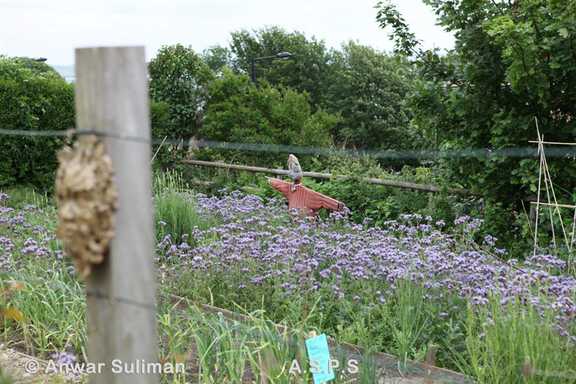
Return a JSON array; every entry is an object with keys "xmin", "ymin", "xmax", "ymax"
[
  {"xmin": 0, "ymin": 56, "xmax": 62, "ymax": 79},
  {"xmin": 150, "ymin": 101, "xmax": 174, "ymax": 140},
  {"xmin": 229, "ymin": 26, "xmax": 333, "ymax": 107},
  {"xmin": 0, "ymin": 57, "xmax": 74, "ymax": 189},
  {"xmin": 307, "ymin": 155, "xmax": 461, "ymax": 226},
  {"xmin": 201, "ymin": 45, "xmax": 233, "ymax": 73},
  {"xmin": 199, "ymin": 69, "xmax": 338, "ymax": 167},
  {"xmin": 376, "ymin": 0, "xmax": 576, "ymax": 254},
  {"xmin": 150, "ymin": 100, "xmax": 181, "ymax": 169},
  {"xmin": 375, "ymin": 1, "xmax": 419, "ymax": 55},
  {"xmin": 149, "ymin": 44, "xmax": 214, "ymax": 138},
  {"xmin": 326, "ymin": 42, "xmax": 419, "ymax": 149}
]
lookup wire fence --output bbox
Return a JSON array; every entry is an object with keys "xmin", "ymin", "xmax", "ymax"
[{"xmin": 2, "ymin": 127, "xmax": 576, "ymax": 160}]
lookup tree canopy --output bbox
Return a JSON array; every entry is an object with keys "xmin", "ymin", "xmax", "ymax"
[
  {"xmin": 200, "ymin": 69, "xmax": 338, "ymax": 167},
  {"xmin": 377, "ymin": 0, "xmax": 576, "ymax": 194},
  {"xmin": 376, "ymin": 0, "xmax": 576, "ymax": 250},
  {"xmin": 325, "ymin": 41, "xmax": 418, "ymax": 149},
  {"xmin": 149, "ymin": 44, "xmax": 214, "ymax": 137},
  {"xmin": 229, "ymin": 26, "xmax": 334, "ymax": 107}
]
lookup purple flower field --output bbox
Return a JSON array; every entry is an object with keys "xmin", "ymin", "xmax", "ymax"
[
  {"xmin": 2, "ymin": 189, "xmax": 576, "ymax": 380},
  {"xmin": 158, "ymin": 192, "xmax": 576, "ymax": 342}
]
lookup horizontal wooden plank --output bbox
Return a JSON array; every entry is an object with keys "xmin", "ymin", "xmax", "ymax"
[
  {"xmin": 181, "ymin": 159, "xmax": 471, "ymax": 195},
  {"xmin": 530, "ymin": 201, "xmax": 576, "ymax": 209}
]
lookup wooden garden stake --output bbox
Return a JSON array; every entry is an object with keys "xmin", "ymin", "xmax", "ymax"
[{"xmin": 75, "ymin": 47, "xmax": 158, "ymax": 384}]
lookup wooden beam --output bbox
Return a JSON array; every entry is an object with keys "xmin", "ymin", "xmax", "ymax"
[
  {"xmin": 530, "ymin": 201, "xmax": 576, "ymax": 209},
  {"xmin": 76, "ymin": 47, "xmax": 158, "ymax": 384},
  {"xmin": 528, "ymin": 140, "xmax": 576, "ymax": 146},
  {"xmin": 182, "ymin": 159, "xmax": 471, "ymax": 195}
]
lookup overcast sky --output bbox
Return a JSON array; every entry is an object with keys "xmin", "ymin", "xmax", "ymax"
[{"xmin": 0, "ymin": 0, "xmax": 454, "ymax": 65}]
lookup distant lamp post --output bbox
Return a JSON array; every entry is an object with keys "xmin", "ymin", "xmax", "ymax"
[{"xmin": 250, "ymin": 51, "xmax": 294, "ymax": 83}]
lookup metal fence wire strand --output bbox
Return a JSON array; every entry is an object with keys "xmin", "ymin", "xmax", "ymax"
[{"xmin": 2, "ymin": 127, "xmax": 576, "ymax": 160}]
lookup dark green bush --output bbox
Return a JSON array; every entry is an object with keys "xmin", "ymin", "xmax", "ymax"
[
  {"xmin": 199, "ymin": 69, "xmax": 338, "ymax": 168},
  {"xmin": 0, "ymin": 57, "xmax": 74, "ymax": 189}
]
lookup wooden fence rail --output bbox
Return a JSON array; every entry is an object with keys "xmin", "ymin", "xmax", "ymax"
[{"xmin": 182, "ymin": 159, "xmax": 471, "ymax": 195}]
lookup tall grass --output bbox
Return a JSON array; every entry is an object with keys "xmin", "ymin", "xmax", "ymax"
[
  {"xmin": 453, "ymin": 296, "xmax": 576, "ymax": 384},
  {"xmin": 158, "ymin": 304, "xmax": 385, "ymax": 384},
  {"xmin": 0, "ymin": 186, "xmax": 51, "ymax": 209},
  {"xmin": 154, "ymin": 170, "xmax": 217, "ymax": 243},
  {"xmin": 388, "ymin": 280, "xmax": 431, "ymax": 365},
  {"xmin": 0, "ymin": 260, "xmax": 86, "ymax": 359}
]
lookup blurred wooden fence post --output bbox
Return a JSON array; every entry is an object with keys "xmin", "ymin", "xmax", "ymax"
[{"xmin": 75, "ymin": 47, "xmax": 158, "ymax": 384}]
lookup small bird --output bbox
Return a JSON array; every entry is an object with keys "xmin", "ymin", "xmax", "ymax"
[{"xmin": 287, "ymin": 154, "xmax": 303, "ymax": 192}]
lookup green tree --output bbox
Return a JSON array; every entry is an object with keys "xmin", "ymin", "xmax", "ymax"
[
  {"xmin": 376, "ymin": 0, "xmax": 576, "ymax": 252},
  {"xmin": 0, "ymin": 56, "xmax": 74, "ymax": 188},
  {"xmin": 148, "ymin": 44, "xmax": 214, "ymax": 137},
  {"xmin": 229, "ymin": 26, "xmax": 333, "ymax": 107},
  {"xmin": 202, "ymin": 45, "xmax": 233, "ymax": 74},
  {"xmin": 4, "ymin": 57, "xmax": 63, "ymax": 78},
  {"xmin": 325, "ymin": 41, "xmax": 418, "ymax": 149},
  {"xmin": 200, "ymin": 69, "xmax": 338, "ymax": 167}
]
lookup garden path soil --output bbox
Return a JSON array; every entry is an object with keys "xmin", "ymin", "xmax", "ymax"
[
  {"xmin": 0, "ymin": 343, "xmax": 457, "ymax": 383},
  {"xmin": 0, "ymin": 344, "xmax": 75, "ymax": 383}
]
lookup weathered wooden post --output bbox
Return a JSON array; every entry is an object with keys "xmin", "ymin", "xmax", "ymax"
[{"xmin": 75, "ymin": 47, "xmax": 158, "ymax": 383}]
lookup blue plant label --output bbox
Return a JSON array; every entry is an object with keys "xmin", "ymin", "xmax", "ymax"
[{"xmin": 305, "ymin": 333, "xmax": 335, "ymax": 384}]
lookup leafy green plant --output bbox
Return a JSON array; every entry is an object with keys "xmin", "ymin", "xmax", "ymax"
[
  {"xmin": 0, "ymin": 56, "xmax": 74, "ymax": 189},
  {"xmin": 2, "ymin": 264, "xmax": 86, "ymax": 358}
]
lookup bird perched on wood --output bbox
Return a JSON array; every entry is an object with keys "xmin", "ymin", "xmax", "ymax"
[{"xmin": 287, "ymin": 154, "xmax": 303, "ymax": 191}]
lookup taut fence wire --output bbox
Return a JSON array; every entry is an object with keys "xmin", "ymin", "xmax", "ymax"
[{"xmin": 2, "ymin": 127, "xmax": 576, "ymax": 160}]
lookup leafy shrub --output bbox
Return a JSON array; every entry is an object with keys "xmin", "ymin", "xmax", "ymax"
[
  {"xmin": 0, "ymin": 56, "xmax": 74, "ymax": 189},
  {"xmin": 303, "ymin": 155, "xmax": 463, "ymax": 226},
  {"xmin": 199, "ymin": 69, "xmax": 338, "ymax": 168}
]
